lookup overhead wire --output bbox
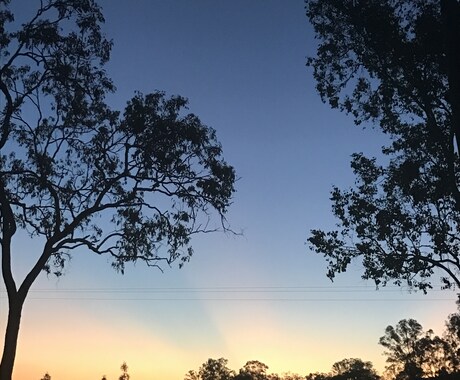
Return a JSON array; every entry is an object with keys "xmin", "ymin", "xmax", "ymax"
[{"xmin": 0, "ymin": 285, "xmax": 456, "ymax": 302}]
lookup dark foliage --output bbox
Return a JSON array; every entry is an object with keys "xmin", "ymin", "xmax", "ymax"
[
  {"xmin": 306, "ymin": 0, "xmax": 460, "ymax": 291},
  {"xmin": 379, "ymin": 314, "xmax": 460, "ymax": 380},
  {"xmin": 330, "ymin": 358, "xmax": 379, "ymax": 380}
]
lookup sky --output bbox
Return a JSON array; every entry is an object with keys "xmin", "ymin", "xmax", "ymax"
[{"xmin": 0, "ymin": 1, "xmax": 458, "ymax": 380}]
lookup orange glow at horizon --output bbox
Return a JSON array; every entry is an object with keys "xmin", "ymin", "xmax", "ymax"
[
  {"xmin": 9, "ymin": 306, "xmax": 209, "ymax": 380},
  {"xmin": 3, "ymin": 295, "xmax": 386, "ymax": 380}
]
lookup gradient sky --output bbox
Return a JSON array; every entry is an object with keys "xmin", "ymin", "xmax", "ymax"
[{"xmin": 1, "ymin": 1, "xmax": 458, "ymax": 380}]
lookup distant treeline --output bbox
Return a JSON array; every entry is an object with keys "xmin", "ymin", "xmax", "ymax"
[
  {"xmin": 39, "ymin": 303, "xmax": 460, "ymax": 380},
  {"xmin": 184, "ymin": 302, "xmax": 460, "ymax": 380}
]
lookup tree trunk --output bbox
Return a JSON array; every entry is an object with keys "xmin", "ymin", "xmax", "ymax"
[{"xmin": 0, "ymin": 295, "xmax": 24, "ymax": 380}]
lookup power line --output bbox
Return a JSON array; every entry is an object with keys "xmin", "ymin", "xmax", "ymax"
[
  {"xmin": 0, "ymin": 284, "xmax": 454, "ymax": 293},
  {"xmin": 0, "ymin": 285, "xmax": 456, "ymax": 302},
  {"xmin": 0, "ymin": 296, "xmax": 455, "ymax": 302}
]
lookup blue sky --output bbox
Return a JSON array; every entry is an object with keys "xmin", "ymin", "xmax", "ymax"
[{"xmin": 1, "ymin": 1, "xmax": 458, "ymax": 379}]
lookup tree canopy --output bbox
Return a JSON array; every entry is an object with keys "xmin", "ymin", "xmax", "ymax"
[
  {"xmin": 0, "ymin": 1, "xmax": 235, "ymax": 379},
  {"xmin": 330, "ymin": 358, "xmax": 379, "ymax": 380},
  {"xmin": 188, "ymin": 358, "xmax": 235, "ymax": 380},
  {"xmin": 235, "ymin": 360, "xmax": 270, "ymax": 380},
  {"xmin": 378, "ymin": 316, "xmax": 460, "ymax": 380},
  {"xmin": 379, "ymin": 319, "xmax": 425, "ymax": 379},
  {"xmin": 306, "ymin": 0, "xmax": 460, "ymax": 291}
]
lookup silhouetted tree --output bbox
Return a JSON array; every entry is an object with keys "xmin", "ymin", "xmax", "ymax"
[
  {"xmin": 306, "ymin": 0, "xmax": 460, "ymax": 292},
  {"xmin": 330, "ymin": 358, "xmax": 380, "ymax": 380},
  {"xmin": 378, "ymin": 318, "xmax": 456, "ymax": 380},
  {"xmin": 40, "ymin": 373, "xmax": 51, "ymax": 380},
  {"xmin": 418, "ymin": 330, "xmax": 456, "ymax": 377},
  {"xmin": 119, "ymin": 362, "xmax": 130, "ymax": 380},
  {"xmin": 0, "ymin": 1, "xmax": 235, "ymax": 379},
  {"xmin": 235, "ymin": 360, "xmax": 270, "ymax": 380},
  {"xmin": 195, "ymin": 358, "xmax": 235, "ymax": 380},
  {"xmin": 442, "ymin": 302, "xmax": 460, "ymax": 372},
  {"xmin": 379, "ymin": 319, "xmax": 425, "ymax": 380}
]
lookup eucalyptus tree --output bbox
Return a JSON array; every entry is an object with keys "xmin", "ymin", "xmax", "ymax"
[
  {"xmin": 0, "ymin": 1, "xmax": 235, "ymax": 379},
  {"xmin": 307, "ymin": 0, "xmax": 460, "ymax": 291},
  {"xmin": 330, "ymin": 358, "xmax": 379, "ymax": 380},
  {"xmin": 197, "ymin": 358, "xmax": 235, "ymax": 380},
  {"xmin": 379, "ymin": 319, "xmax": 425, "ymax": 380},
  {"xmin": 379, "ymin": 318, "xmax": 455, "ymax": 379},
  {"xmin": 235, "ymin": 360, "xmax": 270, "ymax": 380}
]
